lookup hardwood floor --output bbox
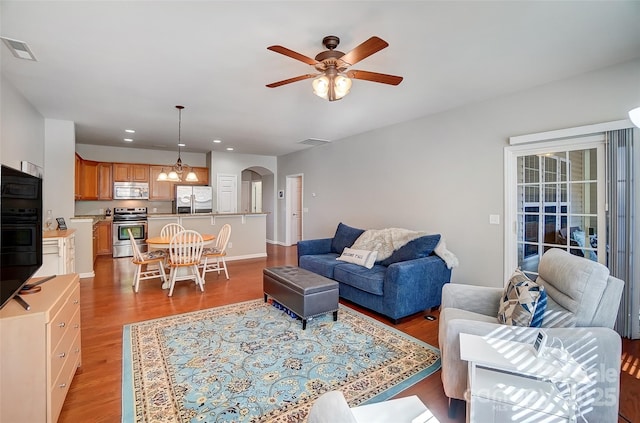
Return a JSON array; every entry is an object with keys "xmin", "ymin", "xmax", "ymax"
[{"xmin": 58, "ymin": 244, "xmax": 639, "ymax": 423}]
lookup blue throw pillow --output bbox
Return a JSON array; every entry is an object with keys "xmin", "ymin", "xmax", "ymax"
[
  {"xmin": 379, "ymin": 234, "xmax": 441, "ymax": 266},
  {"xmin": 330, "ymin": 223, "xmax": 365, "ymax": 254}
]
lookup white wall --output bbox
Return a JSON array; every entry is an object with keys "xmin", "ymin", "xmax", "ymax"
[
  {"xmin": 44, "ymin": 119, "xmax": 75, "ymax": 221},
  {"xmin": 1, "ymin": 75, "xmax": 44, "ymax": 170},
  {"xmin": 209, "ymin": 151, "xmax": 277, "ymax": 241},
  {"xmin": 278, "ymin": 59, "xmax": 640, "ymax": 288}
]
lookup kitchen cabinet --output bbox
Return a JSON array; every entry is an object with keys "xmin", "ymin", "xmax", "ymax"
[
  {"xmin": 75, "ymin": 154, "xmax": 81, "ymax": 198},
  {"xmin": 95, "ymin": 220, "xmax": 112, "ymax": 256},
  {"xmin": 113, "ymin": 163, "xmax": 149, "ymax": 182},
  {"xmin": 0, "ymin": 274, "xmax": 81, "ymax": 423},
  {"xmin": 34, "ymin": 230, "xmax": 76, "ymax": 277},
  {"xmin": 75, "ymin": 157, "xmax": 99, "ymax": 200},
  {"xmin": 149, "ymin": 165, "xmax": 175, "ymax": 200},
  {"xmin": 191, "ymin": 167, "xmax": 209, "ymax": 185},
  {"xmin": 98, "ymin": 162, "xmax": 112, "ymax": 200}
]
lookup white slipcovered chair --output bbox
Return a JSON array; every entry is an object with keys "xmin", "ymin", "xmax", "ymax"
[
  {"xmin": 307, "ymin": 390, "xmax": 436, "ymax": 423},
  {"xmin": 439, "ymin": 247, "xmax": 625, "ymax": 421}
]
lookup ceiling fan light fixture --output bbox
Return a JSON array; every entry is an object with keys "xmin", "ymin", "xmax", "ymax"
[
  {"xmin": 312, "ymin": 73, "xmax": 351, "ymax": 101},
  {"xmin": 312, "ymin": 75, "xmax": 330, "ymax": 99},
  {"xmin": 334, "ymin": 74, "xmax": 352, "ymax": 99}
]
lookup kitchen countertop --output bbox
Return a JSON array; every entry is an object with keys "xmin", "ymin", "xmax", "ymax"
[
  {"xmin": 72, "ymin": 215, "xmax": 113, "ymax": 224},
  {"xmin": 43, "ymin": 229, "xmax": 76, "ymax": 238},
  {"xmin": 148, "ymin": 212, "xmax": 268, "ymax": 218}
]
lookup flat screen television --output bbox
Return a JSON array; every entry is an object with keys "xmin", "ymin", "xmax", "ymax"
[{"xmin": 0, "ymin": 164, "xmax": 43, "ymax": 310}]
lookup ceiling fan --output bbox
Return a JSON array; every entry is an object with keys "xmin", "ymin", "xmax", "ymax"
[{"xmin": 266, "ymin": 35, "xmax": 403, "ymax": 101}]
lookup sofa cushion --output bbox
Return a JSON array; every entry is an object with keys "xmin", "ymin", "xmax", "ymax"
[
  {"xmin": 541, "ymin": 297, "xmax": 577, "ymax": 328},
  {"xmin": 498, "ymin": 269, "xmax": 547, "ymax": 327},
  {"xmin": 378, "ymin": 234, "xmax": 441, "ymax": 266},
  {"xmin": 299, "ymin": 253, "xmax": 342, "ymax": 279},
  {"xmin": 331, "ymin": 223, "xmax": 365, "ymax": 254},
  {"xmin": 333, "ymin": 263, "xmax": 386, "ymax": 296}
]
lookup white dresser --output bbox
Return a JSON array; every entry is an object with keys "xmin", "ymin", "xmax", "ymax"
[
  {"xmin": 35, "ymin": 230, "xmax": 76, "ymax": 277},
  {"xmin": 0, "ymin": 274, "xmax": 82, "ymax": 423}
]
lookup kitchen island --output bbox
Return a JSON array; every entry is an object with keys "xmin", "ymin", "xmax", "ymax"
[{"xmin": 147, "ymin": 213, "xmax": 267, "ymax": 261}]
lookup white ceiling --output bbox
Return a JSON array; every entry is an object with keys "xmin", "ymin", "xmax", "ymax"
[{"xmin": 2, "ymin": 1, "xmax": 640, "ymax": 157}]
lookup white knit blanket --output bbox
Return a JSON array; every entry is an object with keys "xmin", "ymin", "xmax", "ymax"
[{"xmin": 350, "ymin": 228, "xmax": 427, "ymax": 261}]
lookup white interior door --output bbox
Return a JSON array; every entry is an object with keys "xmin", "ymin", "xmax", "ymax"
[
  {"xmin": 286, "ymin": 175, "xmax": 303, "ymax": 246},
  {"xmin": 217, "ymin": 174, "xmax": 237, "ymax": 213},
  {"xmin": 251, "ymin": 181, "xmax": 262, "ymax": 213}
]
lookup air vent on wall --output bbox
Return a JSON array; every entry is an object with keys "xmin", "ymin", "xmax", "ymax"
[
  {"xmin": 0, "ymin": 36, "xmax": 37, "ymax": 61},
  {"xmin": 298, "ymin": 138, "xmax": 331, "ymax": 147}
]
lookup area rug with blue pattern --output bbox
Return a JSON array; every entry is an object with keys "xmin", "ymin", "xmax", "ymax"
[{"xmin": 122, "ymin": 299, "xmax": 441, "ymax": 422}]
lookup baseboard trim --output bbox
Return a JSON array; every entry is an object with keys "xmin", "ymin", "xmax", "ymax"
[
  {"xmin": 79, "ymin": 271, "xmax": 95, "ymax": 279},
  {"xmin": 226, "ymin": 253, "xmax": 268, "ymax": 262}
]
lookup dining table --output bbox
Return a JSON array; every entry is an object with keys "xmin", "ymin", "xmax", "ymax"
[
  {"xmin": 145, "ymin": 233, "xmax": 216, "ymax": 289},
  {"xmin": 146, "ymin": 233, "xmax": 216, "ymax": 249}
]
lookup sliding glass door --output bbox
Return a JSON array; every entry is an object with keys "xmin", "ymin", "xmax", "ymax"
[{"xmin": 505, "ymin": 137, "xmax": 606, "ymax": 279}]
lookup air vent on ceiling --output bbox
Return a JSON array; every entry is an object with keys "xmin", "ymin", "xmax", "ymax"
[
  {"xmin": 0, "ymin": 36, "xmax": 37, "ymax": 61},
  {"xmin": 298, "ymin": 138, "xmax": 331, "ymax": 147}
]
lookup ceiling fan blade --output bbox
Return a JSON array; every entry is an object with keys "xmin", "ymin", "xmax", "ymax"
[
  {"xmin": 339, "ymin": 36, "xmax": 389, "ymax": 67},
  {"xmin": 266, "ymin": 74, "xmax": 317, "ymax": 88},
  {"xmin": 346, "ymin": 70, "xmax": 403, "ymax": 86},
  {"xmin": 267, "ymin": 45, "xmax": 319, "ymax": 66}
]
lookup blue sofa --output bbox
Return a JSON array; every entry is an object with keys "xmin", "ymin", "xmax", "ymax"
[{"xmin": 297, "ymin": 223, "xmax": 452, "ymax": 323}]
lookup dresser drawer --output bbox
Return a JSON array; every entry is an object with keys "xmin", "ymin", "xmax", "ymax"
[
  {"xmin": 49, "ymin": 284, "xmax": 80, "ymax": 353},
  {"xmin": 50, "ymin": 331, "xmax": 81, "ymax": 423},
  {"xmin": 49, "ymin": 306, "xmax": 80, "ymax": 383}
]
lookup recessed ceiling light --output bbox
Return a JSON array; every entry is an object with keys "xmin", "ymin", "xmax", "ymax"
[
  {"xmin": 125, "ymin": 129, "xmax": 135, "ymax": 133},
  {"xmin": 178, "ymin": 143, "xmax": 186, "ymax": 147},
  {"xmin": 124, "ymin": 138, "xmax": 133, "ymax": 142},
  {"xmin": 213, "ymin": 139, "xmax": 222, "ymax": 143},
  {"xmin": 226, "ymin": 147, "xmax": 234, "ymax": 151}
]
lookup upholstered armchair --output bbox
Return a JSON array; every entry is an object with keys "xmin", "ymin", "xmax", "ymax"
[
  {"xmin": 307, "ymin": 391, "xmax": 434, "ymax": 423},
  {"xmin": 439, "ymin": 248, "xmax": 624, "ymax": 421}
]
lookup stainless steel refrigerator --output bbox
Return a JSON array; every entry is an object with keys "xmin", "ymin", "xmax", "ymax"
[{"xmin": 173, "ymin": 185, "xmax": 213, "ymax": 214}]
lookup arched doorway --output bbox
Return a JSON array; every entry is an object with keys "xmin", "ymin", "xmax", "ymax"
[{"xmin": 241, "ymin": 166, "xmax": 275, "ymax": 242}]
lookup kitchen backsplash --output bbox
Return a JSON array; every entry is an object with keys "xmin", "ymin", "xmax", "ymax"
[{"xmin": 75, "ymin": 200, "xmax": 174, "ymax": 216}]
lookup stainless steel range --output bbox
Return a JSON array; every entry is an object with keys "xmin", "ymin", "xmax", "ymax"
[{"xmin": 112, "ymin": 207, "xmax": 148, "ymax": 258}]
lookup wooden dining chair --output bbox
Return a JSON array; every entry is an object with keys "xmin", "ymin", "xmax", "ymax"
[
  {"xmin": 167, "ymin": 230, "xmax": 204, "ymax": 296},
  {"xmin": 199, "ymin": 224, "xmax": 232, "ymax": 281},
  {"xmin": 161, "ymin": 223, "xmax": 185, "ymax": 239},
  {"xmin": 128, "ymin": 229, "xmax": 167, "ymax": 292}
]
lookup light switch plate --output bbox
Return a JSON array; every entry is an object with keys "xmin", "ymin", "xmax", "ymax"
[{"xmin": 489, "ymin": 214, "xmax": 500, "ymax": 225}]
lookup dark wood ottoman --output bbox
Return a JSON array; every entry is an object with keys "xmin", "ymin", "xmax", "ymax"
[{"xmin": 263, "ymin": 266, "xmax": 339, "ymax": 330}]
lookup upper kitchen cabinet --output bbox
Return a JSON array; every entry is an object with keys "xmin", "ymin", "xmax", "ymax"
[
  {"xmin": 98, "ymin": 163, "xmax": 112, "ymax": 200},
  {"xmin": 75, "ymin": 156, "xmax": 99, "ymax": 200},
  {"xmin": 191, "ymin": 167, "xmax": 209, "ymax": 185},
  {"xmin": 113, "ymin": 163, "xmax": 149, "ymax": 182},
  {"xmin": 149, "ymin": 165, "xmax": 174, "ymax": 201}
]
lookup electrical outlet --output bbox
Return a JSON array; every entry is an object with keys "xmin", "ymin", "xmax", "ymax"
[{"xmin": 227, "ymin": 242, "xmax": 232, "ymax": 248}]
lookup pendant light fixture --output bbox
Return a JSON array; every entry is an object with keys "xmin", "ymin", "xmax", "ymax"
[{"xmin": 157, "ymin": 105, "xmax": 198, "ymax": 182}]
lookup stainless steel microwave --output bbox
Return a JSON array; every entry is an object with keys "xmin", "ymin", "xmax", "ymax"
[{"xmin": 113, "ymin": 182, "xmax": 149, "ymax": 200}]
